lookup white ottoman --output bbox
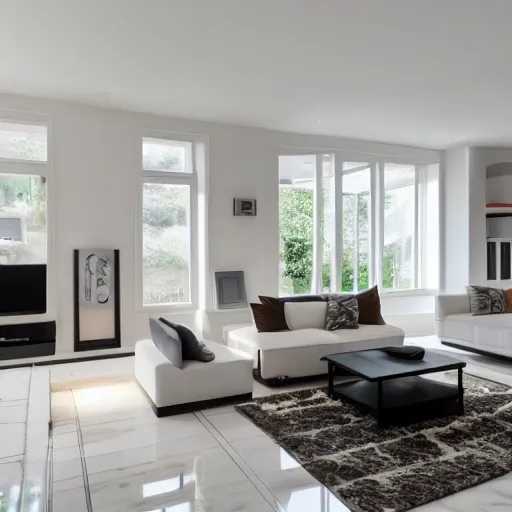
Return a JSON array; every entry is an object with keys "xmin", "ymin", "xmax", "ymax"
[{"xmin": 135, "ymin": 339, "xmax": 253, "ymax": 417}]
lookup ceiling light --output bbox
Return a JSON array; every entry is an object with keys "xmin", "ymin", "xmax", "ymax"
[{"xmin": 316, "ymin": 119, "xmax": 325, "ymax": 124}]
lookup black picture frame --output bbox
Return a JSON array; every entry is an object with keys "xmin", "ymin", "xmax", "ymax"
[
  {"xmin": 73, "ymin": 249, "xmax": 121, "ymax": 352},
  {"xmin": 233, "ymin": 198, "xmax": 257, "ymax": 216}
]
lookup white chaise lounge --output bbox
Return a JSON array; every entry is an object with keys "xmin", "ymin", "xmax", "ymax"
[
  {"xmin": 227, "ymin": 324, "xmax": 405, "ymax": 385},
  {"xmin": 135, "ymin": 339, "xmax": 253, "ymax": 416}
]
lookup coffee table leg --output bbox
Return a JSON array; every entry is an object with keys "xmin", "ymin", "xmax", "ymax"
[
  {"xmin": 377, "ymin": 380, "xmax": 384, "ymax": 426},
  {"xmin": 458, "ymin": 368, "xmax": 464, "ymax": 415},
  {"xmin": 328, "ymin": 363, "xmax": 334, "ymax": 398}
]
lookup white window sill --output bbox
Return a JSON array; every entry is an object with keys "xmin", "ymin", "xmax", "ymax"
[
  {"xmin": 380, "ymin": 288, "xmax": 437, "ymax": 298},
  {"xmin": 139, "ymin": 303, "xmax": 197, "ymax": 314}
]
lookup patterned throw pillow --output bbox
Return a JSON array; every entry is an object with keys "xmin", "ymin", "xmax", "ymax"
[
  {"xmin": 466, "ymin": 285, "xmax": 507, "ymax": 315},
  {"xmin": 325, "ymin": 296, "xmax": 359, "ymax": 330}
]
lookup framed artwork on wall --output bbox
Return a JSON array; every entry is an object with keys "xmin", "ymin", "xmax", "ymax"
[
  {"xmin": 215, "ymin": 271, "xmax": 247, "ymax": 309},
  {"xmin": 233, "ymin": 198, "xmax": 257, "ymax": 216},
  {"xmin": 73, "ymin": 249, "xmax": 121, "ymax": 351}
]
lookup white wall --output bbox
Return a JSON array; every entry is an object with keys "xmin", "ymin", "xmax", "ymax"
[
  {"xmin": 468, "ymin": 147, "xmax": 487, "ymax": 286},
  {"xmin": 443, "ymin": 147, "xmax": 470, "ymax": 292},
  {"xmin": 0, "ymin": 94, "xmax": 440, "ymax": 352}
]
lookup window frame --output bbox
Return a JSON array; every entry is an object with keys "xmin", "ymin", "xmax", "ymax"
[
  {"xmin": 278, "ymin": 150, "xmax": 439, "ymax": 296},
  {"xmin": 0, "ymin": 112, "xmax": 53, "ymax": 323},
  {"xmin": 137, "ymin": 132, "xmax": 199, "ymax": 311}
]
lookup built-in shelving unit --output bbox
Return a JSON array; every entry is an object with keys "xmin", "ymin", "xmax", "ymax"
[
  {"xmin": 485, "ymin": 162, "xmax": 512, "ymax": 280},
  {"xmin": 487, "ymin": 238, "xmax": 512, "ymax": 280},
  {"xmin": 486, "ymin": 206, "xmax": 512, "ymax": 218}
]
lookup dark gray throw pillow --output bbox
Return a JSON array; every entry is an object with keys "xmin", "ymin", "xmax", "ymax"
[
  {"xmin": 159, "ymin": 318, "xmax": 215, "ymax": 362},
  {"xmin": 325, "ymin": 296, "xmax": 359, "ymax": 330},
  {"xmin": 466, "ymin": 285, "xmax": 507, "ymax": 315},
  {"xmin": 149, "ymin": 318, "xmax": 183, "ymax": 368}
]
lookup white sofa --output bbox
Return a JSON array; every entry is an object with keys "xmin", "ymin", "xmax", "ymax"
[
  {"xmin": 436, "ymin": 294, "xmax": 512, "ymax": 358},
  {"xmin": 135, "ymin": 339, "xmax": 253, "ymax": 416},
  {"xmin": 226, "ymin": 323, "xmax": 405, "ymax": 385}
]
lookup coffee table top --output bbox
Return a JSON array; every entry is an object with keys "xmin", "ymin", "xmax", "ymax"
[{"xmin": 321, "ymin": 349, "xmax": 466, "ymax": 382}]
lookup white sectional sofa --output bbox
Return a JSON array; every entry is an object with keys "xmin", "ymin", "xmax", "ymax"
[
  {"xmin": 436, "ymin": 294, "xmax": 512, "ymax": 358},
  {"xmin": 227, "ymin": 323, "xmax": 405, "ymax": 385}
]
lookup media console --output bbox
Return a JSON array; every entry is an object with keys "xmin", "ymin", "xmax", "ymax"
[{"xmin": 0, "ymin": 321, "xmax": 56, "ymax": 360}]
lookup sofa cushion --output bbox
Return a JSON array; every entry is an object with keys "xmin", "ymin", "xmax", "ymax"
[
  {"xmin": 250, "ymin": 301, "xmax": 288, "ymax": 332},
  {"xmin": 355, "ymin": 286, "xmax": 385, "ymax": 325},
  {"xmin": 504, "ymin": 289, "xmax": 512, "ymax": 313},
  {"xmin": 330, "ymin": 324, "xmax": 405, "ymax": 343},
  {"xmin": 466, "ymin": 285, "xmax": 507, "ymax": 315},
  {"xmin": 284, "ymin": 301, "xmax": 327, "ymax": 330},
  {"xmin": 149, "ymin": 318, "xmax": 182, "ymax": 368},
  {"xmin": 325, "ymin": 296, "xmax": 359, "ymax": 330},
  {"xmin": 227, "ymin": 326, "xmax": 340, "ymax": 353},
  {"xmin": 159, "ymin": 319, "xmax": 215, "ymax": 362}
]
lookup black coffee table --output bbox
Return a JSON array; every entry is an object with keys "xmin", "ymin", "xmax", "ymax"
[{"xmin": 321, "ymin": 349, "xmax": 466, "ymax": 426}]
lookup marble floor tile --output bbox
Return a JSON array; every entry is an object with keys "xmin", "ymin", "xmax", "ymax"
[
  {"xmin": 88, "ymin": 446, "xmax": 275, "ymax": 512},
  {"xmin": 52, "ymin": 445, "xmax": 81, "ymax": 464},
  {"xmin": 52, "ymin": 405, "xmax": 76, "ymax": 425},
  {"xmin": 78, "ymin": 403, "xmax": 153, "ymax": 427},
  {"xmin": 53, "ymin": 475, "xmax": 85, "ymax": 493},
  {"xmin": 200, "ymin": 403, "xmax": 236, "ymax": 416},
  {"xmin": 205, "ymin": 411, "xmax": 267, "ymax": 442},
  {"xmin": 53, "ymin": 430, "xmax": 79, "ymax": 451},
  {"xmin": 52, "ymin": 422, "xmax": 77, "ymax": 435},
  {"xmin": 52, "ymin": 484, "xmax": 88, "ymax": 512},
  {"xmin": 0, "ymin": 423, "xmax": 25, "ymax": 460},
  {"xmin": 81, "ymin": 412, "xmax": 211, "ymax": 459},
  {"xmin": 85, "ymin": 432, "xmax": 219, "ymax": 475},
  {"xmin": 53, "ymin": 458, "xmax": 84, "ymax": 482},
  {"xmin": 0, "ymin": 402, "xmax": 27, "ymax": 423},
  {"xmin": 49, "ymin": 356, "xmax": 134, "ymax": 389},
  {"xmin": 0, "ymin": 369, "xmax": 31, "ymax": 402},
  {"xmin": 72, "ymin": 381, "xmax": 150, "ymax": 418}
]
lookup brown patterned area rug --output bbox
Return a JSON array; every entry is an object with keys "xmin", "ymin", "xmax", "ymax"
[{"xmin": 236, "ymin": 373, "xmax": 512, "ymax": 512}]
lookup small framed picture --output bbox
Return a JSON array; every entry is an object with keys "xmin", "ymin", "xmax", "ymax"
[{"xmin": 233, "ymin": 198, "xmax": 257, "ymax": 216}]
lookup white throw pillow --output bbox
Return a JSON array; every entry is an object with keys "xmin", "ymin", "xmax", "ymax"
[{"xmin": 284, "ymin": 302, "xmax": 328, "ymax": 330}]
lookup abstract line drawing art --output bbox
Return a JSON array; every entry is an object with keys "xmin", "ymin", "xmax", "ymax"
[{"xmin": 78, "ymin": 249, "xmax": 115, "ymax": 308}]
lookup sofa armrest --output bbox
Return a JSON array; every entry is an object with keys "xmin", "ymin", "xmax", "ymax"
[{"xmin": 435, "ymin": 294, "xmax": 470, "ymax": 320}]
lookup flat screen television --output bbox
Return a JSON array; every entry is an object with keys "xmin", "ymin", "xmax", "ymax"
[{"xmin": 0, "ymin": 264, "xmax": 47, "ymax": 316}]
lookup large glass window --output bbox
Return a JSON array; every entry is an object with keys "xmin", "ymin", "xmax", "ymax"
[
  {"xmin": 0, "ymin": 174, "xmax": 47, "ymax": 264},
  {"xmin": 0, "ymin": 122, "xmax": 47, "ymax": 162},
  {"xmin": 143, "ymin": 138, "xmax": 192, "ymax": 173},
  {"xmin": 383, "ymin": 164, "xmax": 416, "ymax": 291},
  {"xmin": 141, "ymin": 136, "xmax": 198, "ymax": 307},
  {"xmin": 342, "ymin": 163, "xmax": 370, "ymax": 292},
  {"xmin": 142, "ymin": 183, "xmax": 190, "ymax": 305},
  {"xmin": 278, "ymin": 154, "xmax": 439, "ymax": 295},
  {"xmin": 278, "ymin": 155, "xmax": 315, "ymax": 296}
]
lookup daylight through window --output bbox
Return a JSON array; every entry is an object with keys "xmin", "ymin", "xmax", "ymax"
[{"xmin": 278, "ymin": 154, "xmax": 439, "ymax": 296}]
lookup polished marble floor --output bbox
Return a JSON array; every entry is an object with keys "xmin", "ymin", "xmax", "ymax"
[{"xmin": 47, "ymin": 337, "xmax": 512, "ymax": 511}]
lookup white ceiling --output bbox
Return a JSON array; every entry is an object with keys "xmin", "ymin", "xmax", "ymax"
[{"xmin": 2, "ymin": 0, "xmax": 512, "ymax": 149}]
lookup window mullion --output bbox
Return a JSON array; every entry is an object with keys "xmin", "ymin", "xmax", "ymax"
[
  {"xmin": 332, "ymin": 155, "xmax": 343, "ymax": 293},
  {"xmin": 374, "ymin": 162, "xmax": 385, "ymax": 290},
  {"xmin": 368, "ymin": 163, "xmax": 377, "ymax": 287},
  {"xmin": 413, "ymin": 167, "xmax": 420, "ymax": 289},
  {"xmin": 312, "ymin": 155, "xmax": 323, "ymax": 293}
]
